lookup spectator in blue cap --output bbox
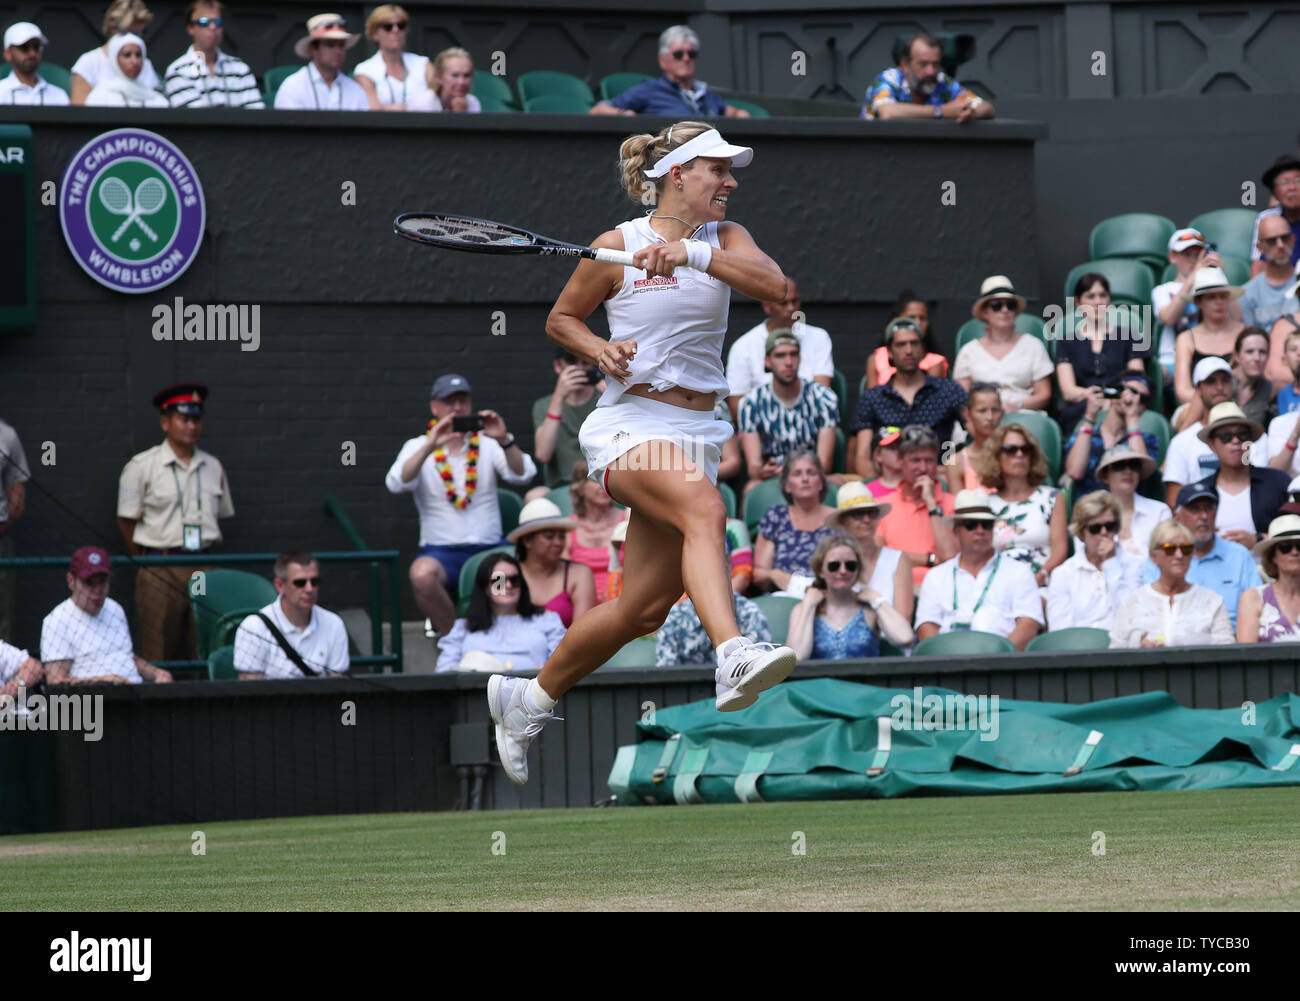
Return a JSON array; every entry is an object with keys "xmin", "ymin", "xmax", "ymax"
[{"xmin": 385, "ymin": 374, "xmax": 536, "ymax": 636}]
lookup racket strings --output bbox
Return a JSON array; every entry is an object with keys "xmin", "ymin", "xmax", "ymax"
[{"xmin": 400, "ymin": 215, "xmax": 531, "ymax": 247}]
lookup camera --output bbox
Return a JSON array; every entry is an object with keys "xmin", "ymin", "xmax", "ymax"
[
  {"xmin": 1102, "ymin": 385, "xmax": 1122, "ymax": 399},
  {"xmin": 584, "ymin": 366, "xmax": 601, "ymax": 385},
  {"xmin": 452, "ymin": 415, "xmax": 486, "ymax": 433}
]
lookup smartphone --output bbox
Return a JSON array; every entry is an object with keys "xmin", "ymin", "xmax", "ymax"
[
  {"xmin": 452, "ymin": 415, "xmax": 486, "ymax": 433},
  {"xmin": 1102, "ymin": 385, "xmax": 1122, "ymax": 399},
  {"xmin": 584, "ymin": 366, "xmax": 601, "ymax": 385}
]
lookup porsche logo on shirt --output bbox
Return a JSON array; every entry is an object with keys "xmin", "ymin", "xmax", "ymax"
[{"xmin": 632, "ymin": 276, "xmax": 678, "ymax": 293}]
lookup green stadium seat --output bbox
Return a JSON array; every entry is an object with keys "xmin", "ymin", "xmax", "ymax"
[
  {"xmin": 523, "ymin": 93, "xmax": 592, "ymax": 114},
  {"xmin": 878, "ymin": 638, "xmax": 907, "ymax": 657},
  {"xmin": 752, "ymin": 595, "xmax": 799, "ymax": 644},
  {"xmin": 724, "ymin": 98, "xmax": 770, "ymax": 118},
  {"xmin": 1000, "ymin": 410, "xmax": 1062, "ymax": 481},
  {"xmin": 473, "ymin": 69, "xmax": 517, "ymax": 108},
  {"xmin": 1160, "ymin": 262, "xmax": 1177, "ymax": 284},
  {"xmin": 191, "ymin": 569, "xmax": 278, "ymax": 658},
  {"xmin": 207, "ymin": 644, "xmax": 237, "ymax": 680},
  {"xmin": 913, "ymin": 630, "xmax": 1015, "ymax": 656},
  {"xmin": 1186, "ymin": 208, "xmax": 1258, "ymax": 262},
  {"xmin": 1218, "ymin": 255, "xmax": 1251, "ymax": 288},
  {"xmin": 546, "ymin": 484, "xmax": 574, "ymax": 515},
  {"xmin": 475, "ymin": 94, "xmax": 516, "ymax": 113},
  {"xmin": 599, "ymin": 72, "xmax": 651, "ymax": 101},
  {"xmin": 832, "ymin": 427, "xmax": 846, "ymax": 474},
  {"xmin": 830, "ymin": 368, "xmax": 848, "ymax": 426},
  {"xmin": 497, "ymin": 488, "xmax": 524, "ymax": 536},
  {"xmin": 718, "ymin": 480, "xmax": 737, "ymax": 519},
  {"xmin": 517, "ymin": 70, "xmax": 594, "ymax": 106},
  {"xmin": 1063, "ymin": 259, "xmax": 1154, "ymax": 309},
  {"xmin": 5, "ymin": 60, "xmax": 72, "ymax": 94},
  {"xmin": 456, "ymin": 545, "xmax": 515, "ymax": 612},
  {"xmin": 1025, "ymin": 627, "xmax": 1110, "ymax": 652},
  {"xmin": 1088, "ymin": 213, "xmax": 1177, "ymax": 270},
  {"xmin": 1138, "ymin": 408, "xmax": 1171, "ymax": 468},
  {"xmin": 743, "ymin": 476, "xmax": 839, "ymax": 535},
  {"xmin": 602, "ymin": 635, "xmax": 657, "ymax": 668},
  {"xmin": 956, "ymin": 314, "xmax": 1050, "ymax": 360},
  {"xmin": 953, "ymin": 317, "xmax": 987, "ymax": 357},
  {"xmin": 263, "ymin": 65, "xmax": 298, "ymax": 106}
]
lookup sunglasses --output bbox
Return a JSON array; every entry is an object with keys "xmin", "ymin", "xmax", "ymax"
[
  {"xmin": 986, "ymin": 300, "xmax": 1018, "ymax": 312},
  {"xmin": 844, "ymin": 508, "xmax": 882, "ymax": 519},
  {"xmin": 1105, "ymin": 459, "xmax": 1144, "ymax": 474},
  {"xmin": 290, "ymin": 576, "xmax": 320, "ymax": 588},
  {"xmin": 1000, "ymin": 443, "xmax": 1033, "ymax": 456},
  {"xmin": 825, "ymin": 560, "xmax": 859, "ymax": 573},
  {"xmin": 191, "ymin": 16, "xmax": 223, "ymax": 26},
  {"xmin": 1211, "ymin": 428, "xmax": 1250, "ymax": 444},
  {"xmin": 1155, "ymin": 543, "xmax": 1194, "ymax": 556},
  {"xmin": 491, "ymin": 573, "xmax": 521, "ymax": 588},
  {"xmin": 1085, "ymin": 521, "xmax": 1119, "ymax": 535},
  {"xmin": 1261, "ymin": 234, "xmax": 1294, "ymax": 246},
  {"xmin": 1274, "ymin": 540, "xmax": 1300, "ymax": 555},
  {"xmin": 671, "ymin": 49, "xmax": 698, "ymax": 60},
  {"xmin": 379, "ymin": 20, "xmax": 407, "ymax": 30},
  {"xmin": 959, "ymin": 519, "xmax": 992, "ymax": 531}
]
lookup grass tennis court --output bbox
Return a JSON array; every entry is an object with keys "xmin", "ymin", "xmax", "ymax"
[{"xmin": 4, "ymin": 787, "xmax": 1298, "ymax": 910}]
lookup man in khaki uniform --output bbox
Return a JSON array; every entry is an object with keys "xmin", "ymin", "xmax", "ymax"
[{"xmin": 117, "ymin": 383, "xmax": 234, "ymax": 662}]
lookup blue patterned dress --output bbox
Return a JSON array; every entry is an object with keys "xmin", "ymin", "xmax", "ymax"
[
  {"xmin": 758, "ymin": 505, "xmax": 833, "ymax": 576},
  {"xmin": 811, "ymin": 608, "xmax": 880, "ymax": 659}
]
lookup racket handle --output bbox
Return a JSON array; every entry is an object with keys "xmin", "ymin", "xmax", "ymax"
[{"xmin": 591, "ymin": 248, "xmax": 636, "ymax": 267}]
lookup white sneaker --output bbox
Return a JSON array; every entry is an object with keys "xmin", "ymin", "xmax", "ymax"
[
  {"xmin": 715, "ymin": 640, "xmax": 797, "ymax": 712},
  {"xmin": 487, "ymin": 675, "xmax": 561, "ymax": 786}
]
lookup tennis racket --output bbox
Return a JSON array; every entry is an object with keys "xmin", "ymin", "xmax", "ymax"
[{"xmin": 394, "ymin": 212, "xmax": 636, "ymax": 267}]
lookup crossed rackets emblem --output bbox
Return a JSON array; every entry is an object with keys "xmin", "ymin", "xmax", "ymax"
[{"xmin": 97, "ymin": 176, "xmax": 167, "ymax": 244}]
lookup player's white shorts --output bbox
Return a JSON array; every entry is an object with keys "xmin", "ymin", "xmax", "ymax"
[{"xmin": 579, "ymin": 393, "xmax": 733, "ymax": 493}]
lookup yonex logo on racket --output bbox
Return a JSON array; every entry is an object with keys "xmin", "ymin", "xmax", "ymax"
[{"xmin": 59, "ymin": 128, "xmax": 206, "ymax": 295}]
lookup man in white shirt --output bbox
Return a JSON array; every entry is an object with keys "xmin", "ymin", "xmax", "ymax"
[
  {"xmin": 386, "ymin": 374, "xmax": 537, "ymax": 635},
  {"xmin": 234, "ymin": 552, "xmax": 349, "ymax": 679},
  {"xmin": 164, "ymin": 1, "xmax": 263, "ymax": 109},
  {"xmin": 725, "ymin": 278, "xmax": 834, "ymax": 420},
  {"xmin": 274, "ymin": 12, "xmax": 369, "ymax": 111},
  {"xmin": 0, "ymin": 22, "xmax": 70, "ymax": 105},
  {"xmin": 1045, "ymin": 491, "xmax": 1143, "ymax": 630},
  {"xmin": 915, "ymin": 489, "xmax": 1043, "ymax": 649},
  {"xmin": 41, "ymin": 547, "xmax": 172, "ymax": 685},
  {"xmin": 1163, "ymin": 357, "xmax": 1267, "ymax": 507}
]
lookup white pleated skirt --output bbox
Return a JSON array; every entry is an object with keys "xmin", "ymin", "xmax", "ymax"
[{"xmin": 579, "ymin": 393, "xmax": 734, "ymax": 491}]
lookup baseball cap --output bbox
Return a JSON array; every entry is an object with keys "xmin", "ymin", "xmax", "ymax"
[
  {"xmin": 69, "ymin": 546, "xmax": 113, "ymax": 579},
  {"xmin": 431, "ymin": 374, "xmax": 471, "ymax": 399},
  {"xmin": 1192, "ymin": 356, "xmax": 1232, "ymax": 386},
  {"xmin": 1168, "ymin": 228, "xmax": 1206, "ymax": 253},
  {"xmin": 1175, "ymin": 482, "xmax": 1218, "ymax": 509},
  {"xmin": 3, "ymin": 22, "xmax": 47, "ymax": 49},
  {"xmin": 883, "ymin": 317, "xmax": 923, "ymax": 344},
  {"xmin": 764, "ymin": 327, "xmax": 799, "ymax": 355}
]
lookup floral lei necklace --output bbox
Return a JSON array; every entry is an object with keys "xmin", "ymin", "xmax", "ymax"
[{"xmin": 430, "ymin": 430, "xmax": 480, "ymax": 510}]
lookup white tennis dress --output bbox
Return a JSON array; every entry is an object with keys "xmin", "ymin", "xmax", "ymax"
[{"xmin": 579, "ymin": 216, "xmax": 736, "ymax": 487}]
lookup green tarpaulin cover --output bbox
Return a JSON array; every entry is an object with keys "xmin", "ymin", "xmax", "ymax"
[{"xmin": 607, "ymin": 680, "xmax": 1300, "ymax": 804}]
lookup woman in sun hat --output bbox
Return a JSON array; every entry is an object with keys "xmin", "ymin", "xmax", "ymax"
[
  {"xmin": 952, "ymin": 275, "xmax": 1053, "ymax": 413},
  {"xmin": 1094, "ymin": 441, "xmax": 1169, "ymax": 559},
  {"xmin": 1173, "ymin": 266, "xmax": 1245, "ymax": 407},
  {"xmin": 1238, "ymin": 514, "xmax": 1300, "ymax": 642},
  {"xmin": 486, "ymin": 121, "xmax": 799, "ymax": 787},
  {"xmin": 825, "ymin": 481, "xmax": 912, "ymax": 621},
  {"xmin": 510, "ymin": 498, "xmax": 594, "ymax": 629}
]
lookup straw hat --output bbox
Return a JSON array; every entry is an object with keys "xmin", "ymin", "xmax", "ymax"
[
  {"xmin": 826, "ymin": 481, "xmax": 891, "ymax": 529},
  {"xmin": 1253, "ymin": 514, "xmax": 1300, "ymax": 559},
  {"xmin": 506, "ymin": 499, "xmax": 574, "ymax": 543},
  {"xmin": 294, "ymin": 13, "xmax": 360, "ymax": 59},
  {"xmin": 971, "ymin": 275, "xmax": 1027, "ymax": 318},
  {"xmin": 944, "ymin": 489, "xmax": 998, "ymax": 524},
  {"xmin": 1189, "ymin": 266, "xmax": 1243, "ymax": 301},
  {"xmin": 1094, "ymin": 442, "xmax": 1156, "ymax": 482},
  {"xmin": 1197, "ymin": 401, "xmax": 1263, "ymax": 445}
]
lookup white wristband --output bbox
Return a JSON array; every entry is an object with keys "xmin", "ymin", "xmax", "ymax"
[{"xmin": 682, "ymin": 239, "xmax": 713, "ymax": 273}]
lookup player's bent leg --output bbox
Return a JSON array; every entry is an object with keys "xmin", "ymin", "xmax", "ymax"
[{"xmin": 608, "ymin": 443, "xmax": 796, "ymax": 713}]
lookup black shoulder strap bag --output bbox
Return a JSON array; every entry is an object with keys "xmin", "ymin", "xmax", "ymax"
[{"xmin": 255, "ymin": 612, "xmax": 320, "ymax": 677}]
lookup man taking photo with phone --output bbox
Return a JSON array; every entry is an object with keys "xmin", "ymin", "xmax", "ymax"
[
  {"xmin": 529, "ymin": 350, "xmax": 604, "ymax": 501},
  {"xmin": 386, "ymin": 374, "xmax": 536, "ymax": 636}
]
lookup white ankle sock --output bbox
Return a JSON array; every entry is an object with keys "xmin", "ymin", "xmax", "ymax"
[
  {"xmin": 525, "ymin": 678, "xmax": 557, "ymax": 713},
  {"xmin": 715, "ymin": 636, "xmax": 745, "ymax": 663}
]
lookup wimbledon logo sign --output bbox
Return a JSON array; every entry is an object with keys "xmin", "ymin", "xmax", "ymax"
[{"xmin": 59, "ymin": 128, "xmax": 205, "ymax": 295}]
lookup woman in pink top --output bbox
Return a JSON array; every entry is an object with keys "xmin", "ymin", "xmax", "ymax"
[
  {"xmin": 565, "ymin": 459, "xmax": 628, "ymax": 601},
  {"xmin": 944, "ymin": 382, "xmax": 1004, "ymax": 494},
  {"xmin": 511, "ymin": 498, "xmax": 595, "ymax": 628}
]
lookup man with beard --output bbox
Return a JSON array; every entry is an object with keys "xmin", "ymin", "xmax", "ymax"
[
  {"xmin": 862, "ymin": 33, "xmax": 994, "ymax": 122},
  {"xmin": 725, "ymin": 277, "xmax": 833, "ymax": 420},
  {"xmin": 737, "ymin": 330, "xmax": 839, "ymax": 494},
  {"xmin": 0, "ymin": 23, "xmax": 70, "ymax": 104}
]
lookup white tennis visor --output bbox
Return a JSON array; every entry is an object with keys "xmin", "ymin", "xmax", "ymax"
[{"xmin": 643, "ymin": 129, "xmax": 753, "ymax": 178}]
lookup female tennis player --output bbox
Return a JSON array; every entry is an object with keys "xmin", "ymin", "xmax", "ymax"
[{"xmin": 488, "ymin": 120, "xmax": 798, "ymax": 785}]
